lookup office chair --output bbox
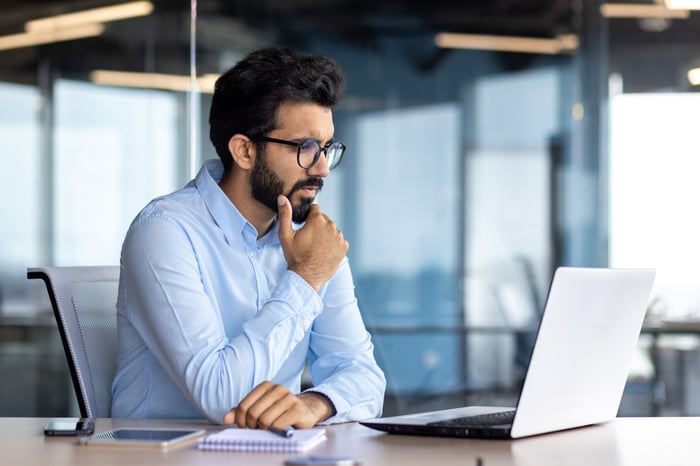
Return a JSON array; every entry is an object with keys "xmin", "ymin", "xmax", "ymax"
[{"xmin": 27, "ymin": 266, "xmax": 120, "ymax": 418}]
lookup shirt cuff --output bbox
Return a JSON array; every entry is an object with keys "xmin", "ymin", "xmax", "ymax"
[{"xmin": 269, "ymin": 270, "xmax": 324, "ymax": 323}]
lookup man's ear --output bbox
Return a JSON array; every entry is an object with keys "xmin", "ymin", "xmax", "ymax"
[{"xmin": 227, "ymin": 134, "xmax": 255, "ymax": 170}]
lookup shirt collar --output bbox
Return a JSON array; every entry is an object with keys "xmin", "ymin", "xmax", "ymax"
[{"xmin": 194, "ymin": 159, "xmax": 281, "ymax": 247}]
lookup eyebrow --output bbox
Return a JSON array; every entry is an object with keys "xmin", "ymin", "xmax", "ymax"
[{"xmin": 293, "ymin": 136, "xmax": 336, "ymax": 146}]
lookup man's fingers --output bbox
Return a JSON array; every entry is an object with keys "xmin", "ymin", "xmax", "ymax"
[
  {"xmin": 223, "ymin": 410, "xmax": 236, "ymax": 425},
  {"xmin": 276, "ymin": 196, "xmax": 293, "ymax": 246},
  {"xmin": 225, "ymin": 381, "xmax": 328, "ymax": 429},
  {"xmin": 255, "ymin": 390, "xmax": 298, "ymax": 429},
  {"xmin": 276, "ymin": 198, "xmax": 345, "ymax": 290},
  {"xmin": 245, "ymin": 384, "xmax": 293, "ymax": 428},
  {"xmin": 236, "ymin": 381, "xmax": 272, "ymax": 428},
  {"xmin": 234, "ymin": 381, "xmax": 293, "ymax": 429}
]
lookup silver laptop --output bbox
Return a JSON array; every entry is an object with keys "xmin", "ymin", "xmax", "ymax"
[{"xmin": 361, "ymin": 267, "xmax": 655, "ymax": 439}]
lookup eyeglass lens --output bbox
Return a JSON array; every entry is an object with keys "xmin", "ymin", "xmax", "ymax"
[{"xmin": 298, "ymin": 140, "xmax": 344, "ymax": 170}]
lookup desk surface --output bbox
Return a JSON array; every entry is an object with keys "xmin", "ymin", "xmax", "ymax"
[{"xmin": 4, "ymin": 417, "xmax": 700, "ymax": 466}]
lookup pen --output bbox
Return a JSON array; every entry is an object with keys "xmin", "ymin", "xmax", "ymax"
[{"xmin": 268, "ymin": 426, "xmax": 294, "ymax": 438}]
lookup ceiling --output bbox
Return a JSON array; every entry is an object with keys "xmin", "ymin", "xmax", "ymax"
[
  {"xmin": 0, "ymin": 0, "xmax": 573, "ymax": 77},
  {"xmin": 0, "ymin": 0, "xmax": 699, "ymax": 91},
  {"xmin": 209, "ymin": 0, "xmax": 575, "ymax": 43}
]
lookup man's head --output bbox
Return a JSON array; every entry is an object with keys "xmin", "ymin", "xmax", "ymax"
[
  {"xmin": 209, "ymin": 47, "xmax": 345, "ymax": 170},
  {"xmin": 209, "ymin": 48, "xmax": 345, "ymax": 223}
]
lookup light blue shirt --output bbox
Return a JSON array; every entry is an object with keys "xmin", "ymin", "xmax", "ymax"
[{"xmin": 111, "ymin": 159, "xmax": 385, "ymax": 424}]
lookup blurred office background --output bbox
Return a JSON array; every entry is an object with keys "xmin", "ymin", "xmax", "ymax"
[{"xmin": 2, "ymin": 0, "xmax": 700, "ymax": 418}]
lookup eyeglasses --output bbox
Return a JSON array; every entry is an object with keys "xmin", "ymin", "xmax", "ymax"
[{"xmin": 252, "ymin": 135, "xmax": 346, "ymax": 170}]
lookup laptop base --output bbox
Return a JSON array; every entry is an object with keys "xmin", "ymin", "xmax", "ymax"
[{"xmin": 360, "ymin": 420, "xmax": 513, "ymax": 439}]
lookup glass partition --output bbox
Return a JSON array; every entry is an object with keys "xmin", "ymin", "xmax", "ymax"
[
  {"xmin": 0, "ymin": 82, "xmax": 42, "ymax": 312},
  {"xmin": 53, "ymin": 79, "xmax": 181, "ymax": 265}
]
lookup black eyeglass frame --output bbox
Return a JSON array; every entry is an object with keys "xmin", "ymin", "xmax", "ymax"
[{"xmin": 250, "ymin": 135, "xmax": 346, "ymax": 170}]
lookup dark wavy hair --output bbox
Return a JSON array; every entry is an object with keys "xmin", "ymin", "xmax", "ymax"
[{"xmin": 209, "ymin": 47, "xmax": 345, "ymax": 169}]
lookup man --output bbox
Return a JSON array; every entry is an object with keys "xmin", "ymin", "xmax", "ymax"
[{"xmin": 111, "ymin": 47, "xmax": 386, "ymax": 429}]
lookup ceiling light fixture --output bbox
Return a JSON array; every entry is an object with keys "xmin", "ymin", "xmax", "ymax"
[
  {"xmin": 434, "ymin": 33, "xmax": 579, "ymax": 55},
  {"xmin": 665, "ymin": 0, "xmax": 700, "ymax": 10},
  {"xmin": 89, "ymin": 70, "xmax": 219, "ymax": 93},
  {"xmin": 25, "ymin": 1, "xmax": 154, "ymax": 33},
  {"xmin": 0, "ymin": 2, "xmax": 154, "ymax": 52},
  {"xmin": 599, "ymin": 3, "xmax": 690, "ymax": 18},
  {"xmin": 688, "ymin": 67, "xmax": 700, "ymax": 86},
  {"xmin": 0, "ymin": 23, "xmax": 104, "ymax": 51}
]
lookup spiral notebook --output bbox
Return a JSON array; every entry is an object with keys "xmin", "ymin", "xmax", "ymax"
[{"xmin": 198, "ymin": 427, "xmax": 326, "ymax": 452}]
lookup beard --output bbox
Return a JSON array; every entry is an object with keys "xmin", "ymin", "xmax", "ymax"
[{"xmin": 250, "ymin": 151, "xmax": 324, "ymax": 223}]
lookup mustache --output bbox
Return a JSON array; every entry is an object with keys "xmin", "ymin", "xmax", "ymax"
[{"xmin": 288, "ymin": 177, "xmax": 324, "ymax": 195}]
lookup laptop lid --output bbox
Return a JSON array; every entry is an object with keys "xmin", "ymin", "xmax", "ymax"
[
  {"xmin": 361, "ymin": 267, "xmax": 655, "ymax": 439},
  {"xmin": 509, "ymin": 267, "xmax": 655, "ymax": 438}
]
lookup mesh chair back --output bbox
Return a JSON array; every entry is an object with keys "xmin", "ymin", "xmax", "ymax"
[{"xmin": 27, "ymin": 266, "xmax": 119, "ymax": 418}]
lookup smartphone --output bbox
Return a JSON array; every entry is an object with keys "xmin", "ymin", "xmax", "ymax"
[
  {"xmin": 44, "ymin": 419, "xmax": 95, "ymax": 436},
  {"xmin": 284, "ymin": 457, "xmax": 360, "ymax": 466}
]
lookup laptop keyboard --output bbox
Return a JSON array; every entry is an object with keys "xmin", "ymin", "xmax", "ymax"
[{"xmin": 427, "ymin": 410, "xmax": 516, "ymax": 427}]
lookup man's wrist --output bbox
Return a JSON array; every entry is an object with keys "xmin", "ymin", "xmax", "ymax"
[
  {"xmin": 288, "ymin": 266, "xmax": 324, "ymax": 291},
  {"xmin": 299, "ymin": 391, "xmax": 337, "ymax": 423}
]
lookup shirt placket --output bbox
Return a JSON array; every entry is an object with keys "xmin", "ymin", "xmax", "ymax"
[{"xmin": 243, "ymin": 226, "xmax": 270, "ymax": 311}]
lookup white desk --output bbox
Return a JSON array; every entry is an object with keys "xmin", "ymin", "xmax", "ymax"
[{"xmin": 4, "ymin": 417, "xmax": 700, "ymax": 466}]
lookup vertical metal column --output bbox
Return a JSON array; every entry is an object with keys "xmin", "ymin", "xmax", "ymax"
[
  {"xmin": 563, "ymin": 0, "xmax": 610, "ymax": 266},
  {"xmin": 37, "ymin": 58, "xmax": 55, "ymax": 266}
]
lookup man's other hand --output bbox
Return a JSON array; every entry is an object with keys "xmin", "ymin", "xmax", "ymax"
[{"xmin": 223, "ymin": 381, "xmax": 335, "ymax": 429}]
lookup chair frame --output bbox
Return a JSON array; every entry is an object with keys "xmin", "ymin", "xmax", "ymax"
[{"xmin": 27, "ymin": 266, "xmax": 119, "ymax": 418}]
